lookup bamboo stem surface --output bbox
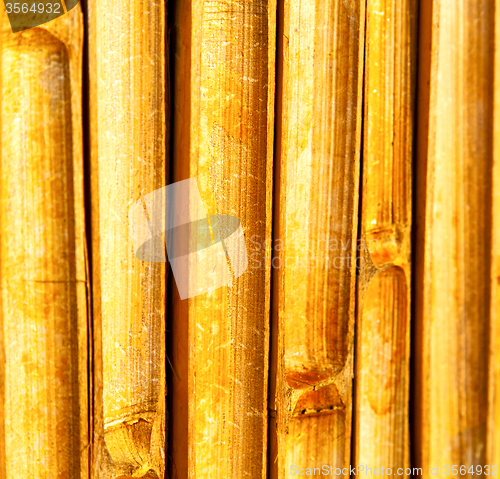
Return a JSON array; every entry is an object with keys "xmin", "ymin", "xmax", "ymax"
[
  {"xmin": 95, "ymin": 1, "xmax": 167, "ymax": 477},
  {"xmin": 272, "ymin": 1, "xmax": 365, "ymax": 477},
  {"xmin": 415, "ymin": 0, "xmax": 494, "ymax": 473},
  {"xmin": 171, "ymin": 0, "xmax": 276, "ymax": 476},
  {"xmin": 0, "ymin": 6, "xmax": 88, "ymax": 478},
  {"xmin": 354, "ymin": 0, "xmax": 416, "ymax": 474}
]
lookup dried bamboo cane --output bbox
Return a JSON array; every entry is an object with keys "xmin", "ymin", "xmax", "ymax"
[
  {"xmin": 488, "ymin": 0, "xmax": 500, "ymax": 468},
  {"xmin": 415, "ymin": 0, "xmax": 494, "ymax": 474},
  {"xmin": 0, "ymin": 5, "xmax": 89, "ymax": 478},
  {"xmin": 95, "ymin": 0, "xmax": 167, "ymax": 477},
  {"xmin": 170, "ymin": 0, "xmax": 276, "ymax": 476},
  {"xmin": 353, "ymin": 0, "xmax": 416, "ymax": 475},
  {"xmin": 271, "ymin": 0, "xmax": 365, "ymax": 477}
]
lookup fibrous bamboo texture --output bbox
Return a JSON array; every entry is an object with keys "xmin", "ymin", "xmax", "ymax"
[
  {"xmin": 354, "ymin": 0, "xmax": 416, "ymax": 475},
  {"xmin": 0, "ymin": 6, "xmax": 88, "ymax": 479},
  {"xmin": 489, "ymin": 0, "xmax": 500, "ymax": 467},
  {"xmin": 415, "ymin": 0, "xmax": 493, "ymax": 473},
  {"xmin": 95, "ymin": 1, "xmax": 167, "ymax": 477},
  {"xmin": 272, "ymin": 0, "xmax": 365, "ymax": 477},
  {"xmin": 171, "ymin": 0, "xmax": 276, "ymax": 477}
]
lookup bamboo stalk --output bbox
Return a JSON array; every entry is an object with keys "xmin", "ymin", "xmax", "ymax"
[
  {"xmin": 0, "ymin": 6, "xmax": 88, "ymax": 478},
  {"xmin": 170, "ymin": 0, "xmax": 276, "ymax": 476},
  {"xmin": 488, "ymin": 0, "xmax": 500, "ymax": 467},
  {"xmin": 415, "ymin": 0, "xmax": 494, "ymax": 473},
  {"xmin": 353, "ymin": 0, "xmax": 416, "ymax": 474},
  {"xmin": 271, "ymin": 0, "xmax": 365, "ymax": 477},
  {"xmin": 95, "ymin": 1, "xmax": 167, "ymax": 477}
]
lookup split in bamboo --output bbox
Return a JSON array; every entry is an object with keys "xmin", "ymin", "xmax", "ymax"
[
  {"xmin": 0, "ymin": 5, "xmax": 88, "ymax": 478},
  {"xmin": 354, "ymin": 0, "xmax": 416, "ymax": 474},
  {"xmin": 85, "ymin": 0, "xmax": 104, "ymax": 477},
  {"xmin": 95, "ymin": 1, "xmax": 167, "ymax": 477},
  {"xmin": 271, "ymin": 0, "xmax": 366, "ymax": 477},
  {"xmin": 170, "ymin": 0, "xmax": 276, "ymax": 476}
]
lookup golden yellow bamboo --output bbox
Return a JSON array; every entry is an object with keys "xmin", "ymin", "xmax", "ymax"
[
  {"xmin": 95, "ymin": 1, "xmax": 167, "ymax": 477},
  {"xmin": 354, "ymin": 0, "xmax": 416, "ymax": 474},
  {"xmin": 488, "ymin": 0, "xmax": 500, "ymax": 467},
  {"xmin": 415, "ymin": 0, "xmax": 493, "ymax": 473},
  {"xmin": 170, "ymin": 0, "xmax": 276, "ymax": 476},
  {"xmin": 272, "ymin": 0, "xmax": 365, "ymax": 477},
  {"xmin": 0, "ymin": 6, "xmax": 88, "ymax": 479}
]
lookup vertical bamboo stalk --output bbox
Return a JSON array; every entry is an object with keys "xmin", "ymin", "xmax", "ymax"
[
  {"xmin": 0, "ymin": 6, "xmax": 88, "ymax": 479},
  {"xmin": 354, "ymin": 0, "xmax": 416, "ymax": 474},
  {"xmin": 272, "ymin": 0, "xmax": 365, "ymax": 477},
  {"xmin": 415, "ymin": 0, "xmax": 494, "ymax": 474},
  {"xmin": 488, "ymin": 0, "xmax": 500, "ymax": 467},
  {"xmin": 95, "ymin": 1, "xmax": 167, "ymax": 477},
  {"xmin": 171, "ymin": 0, "xmax": 276, "ymax": 476}
]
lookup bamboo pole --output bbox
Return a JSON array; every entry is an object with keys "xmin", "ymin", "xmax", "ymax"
[
  {"xmin": 0, "ymin": 5, "xmax": 88, "ymax": 478},
  {"xmin": 353, "ymin": 0, "xmax": 416, "ymax": 474},
  {"xmin": 488, "ymin": 0, "xmax": 500, "ymax": 468},
  {"xmin": 95, "ymin": 0, "xmax": 167, "ymax": 477},
  {"xmin": 271, "ymin": 0, "xmax": 365, "ymax": 477},
  {"xmin": 415, "ymin": 0, "xmax": 494, "ymax": 474},
  {"xmin": 170, "ymin": 0, "xmax": 276, "ymax": 476}
]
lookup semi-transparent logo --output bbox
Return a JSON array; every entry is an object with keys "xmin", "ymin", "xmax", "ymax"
[
  {"xmin": 128, "ymin": 178, "xmax": 248, "ymax": 299},
  {"xmin": 3, "ymin": 0, "xmax": 79, "ymax": 33}
]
